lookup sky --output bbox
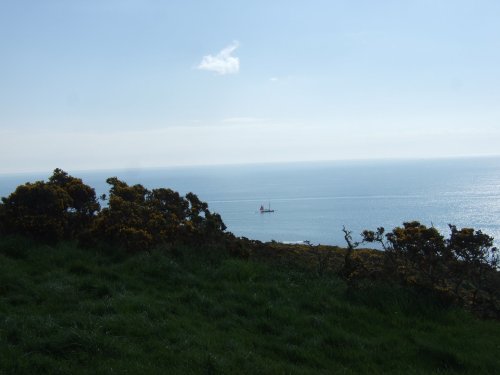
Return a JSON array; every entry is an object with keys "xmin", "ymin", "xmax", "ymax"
[{"xmin": 1, "ymin": 0, "xmax": 500, "ymax": 173}]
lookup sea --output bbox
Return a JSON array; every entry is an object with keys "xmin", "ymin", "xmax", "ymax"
[{"xmin": 1, "ymin": 156, "xmax": 499, "ymax": 247}]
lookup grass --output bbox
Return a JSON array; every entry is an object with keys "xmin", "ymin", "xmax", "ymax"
[{"xmin": 0, "ymin": 236, "xmax": 499, "ymax": 374}]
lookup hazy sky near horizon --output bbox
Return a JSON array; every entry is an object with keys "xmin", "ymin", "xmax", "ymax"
[{"xmin": 1, "ymin": 0, "xmax": 500, "ymax": 173}]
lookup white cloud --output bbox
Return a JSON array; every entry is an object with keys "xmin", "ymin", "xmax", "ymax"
[
  {"xmin": 197, "ymin": 41, "xmax": 240, "ymax": 75},
  {"xmin": 270, "ymin": 77, "xmax": 278, "ymax": 82}
]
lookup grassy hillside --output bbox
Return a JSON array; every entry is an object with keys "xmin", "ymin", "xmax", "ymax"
[{"xmin": 1, "ymin": 236, "xmax": 499, "ymax": 374}]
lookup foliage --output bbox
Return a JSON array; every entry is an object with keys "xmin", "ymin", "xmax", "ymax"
[
  {"xmin": 447, "ymin": 225, "xmax": 499, "ymax": 311},
  {"xmin": 385, "ymin": 221, "xmax": 448, "ymax": 287},
  {"xmin": 48, "ymin": 168, "xmax": 101, "ymax": 235},
  {"xmin": 87, "ymin": 178, "xmax": 154, "ymax": 252},
  {"xmin": 0, "ymin": 169, "xmax": 99, "ymax": 242},
  {"xmin": 355, "ymin": 221, "xmax": 500, "ymax": 318},
  {"xmin": 0, "ymin": 169, "xmax": 226, "ymax": 252},
  {"xmin": 87, "ymin": 177, "xmax": 227, "ymax": 252}
]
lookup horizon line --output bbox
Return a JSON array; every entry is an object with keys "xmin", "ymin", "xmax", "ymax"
[{"xmin": 1, "ymin": 153, "xmax": 499, "ymax": 176}]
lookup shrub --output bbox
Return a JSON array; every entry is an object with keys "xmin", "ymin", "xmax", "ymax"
[
  {"xmin": 87, "ymin": 178, "xmax": 227, "ymax": 252},
  {"xmin": 48, "ymin": 168, "xmax": 100, "ymax": 236},
  {"xmin": 0, "ymin": 181, "xmax": 71, "ymax": 242},
  {"xmin": 0, "ymin": 169, "xmax": 100, "ymax": 243},
  {"xmin": 447, "ymin": 225, "xmax": 499, "ymax": 311},
  {"xmin": 357, "ymin": 222, "xmax": 500, "ymax": 317}
]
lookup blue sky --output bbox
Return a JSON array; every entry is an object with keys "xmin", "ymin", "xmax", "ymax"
[{"xmin": 1, "ymin": 0, "xmax": 499, "ymax": 173}]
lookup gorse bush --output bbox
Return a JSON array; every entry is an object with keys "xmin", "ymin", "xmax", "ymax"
[
  {"xmin": 88, "ymin": 177, "xmax": 226, "ymax": 252},
  {"xmin": 447, "ymin": 225, "xmax": 499, "ymax": 309},
  {"xmin": 0, "ymin": 169, "xmax": 99, "ymax": 242},
  {"xmin": 353, "ymin": 221, "xmax": 499, "ymax": 318},
  {"xmin": 48, "ymin": 168, "xmax": 101, "ymax": 236},
  {"xmin": 0, "ymin": 169, "xmax": 227, "ymax": 252}
]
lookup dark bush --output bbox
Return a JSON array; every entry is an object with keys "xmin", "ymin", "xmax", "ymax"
[
  {"xmin": 357, "ymin": 221, "xmax": 500, "ymax": 318},
  {"xmin": 87, "ymin": 177, "xmax": 227, "ymax": 252},
  {"xmin": 0, "ymin": 169, "xmax": 100, "ymax": 243}
]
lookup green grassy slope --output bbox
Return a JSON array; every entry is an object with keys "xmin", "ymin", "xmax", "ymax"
[{"xmin": 1, "ymin": 236, "xmax": 499, "ymax": 374}]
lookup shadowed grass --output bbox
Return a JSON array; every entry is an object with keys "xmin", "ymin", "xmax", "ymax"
[{"xmin": 0, "ymin": 235, "xmax": 499, "ymax": 374}]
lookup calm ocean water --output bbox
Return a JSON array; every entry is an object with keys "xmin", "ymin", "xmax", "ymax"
[{"xmin": 1, "ymin": 157, "xmax": 500, "ymax": 246}]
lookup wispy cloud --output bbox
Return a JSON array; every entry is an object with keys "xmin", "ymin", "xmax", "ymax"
[{"xmin": 197, "ymin": 41, "xmax": 240, "ymax": 75}]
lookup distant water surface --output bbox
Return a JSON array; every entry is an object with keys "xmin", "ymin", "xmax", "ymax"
[{"xmin": 1, "ymin": 157, "xmax": 499, "ymax": 246}]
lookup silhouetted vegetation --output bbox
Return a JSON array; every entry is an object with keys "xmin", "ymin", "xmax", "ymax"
[
  {"xmin": 84, "ymin": 177, "xmax": 226, "ymax": 252},
  {"xmin": 343, "ymin": 221, "xmax": 500, "ymax": 318},
  {"xmin": 0, "ymin": 169, "xmax": 227, "ymax": 252},
  {"xmin": 0, "ymin": 169, "xmax": 99, "ymax": 242}
]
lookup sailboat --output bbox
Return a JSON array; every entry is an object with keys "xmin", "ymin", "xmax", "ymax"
[{"xmin": 259, "ymin": 203, "xmax": 274, "ymax": 213}]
